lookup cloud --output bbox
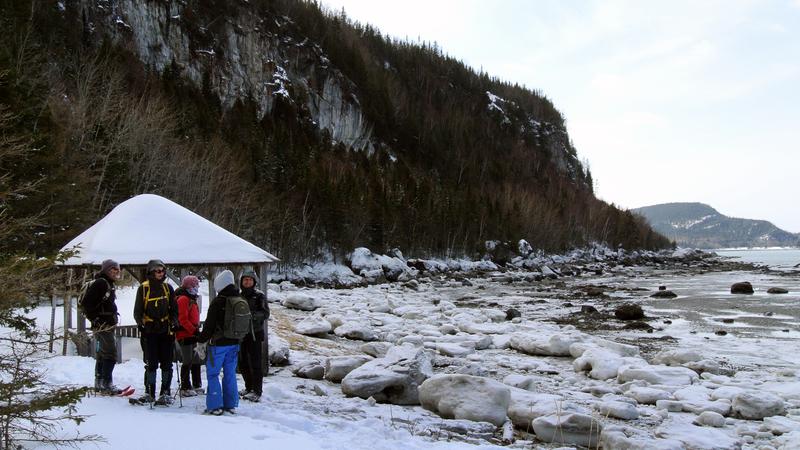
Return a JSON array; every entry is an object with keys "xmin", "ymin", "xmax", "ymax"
[{"xmin": 320, "ymin": 0, "xmax": 800, "ymax": 231}]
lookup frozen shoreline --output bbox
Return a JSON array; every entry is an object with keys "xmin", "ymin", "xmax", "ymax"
[{"xmin": 18, "ymin": 248, "xmax": 800, "ymax": 448}]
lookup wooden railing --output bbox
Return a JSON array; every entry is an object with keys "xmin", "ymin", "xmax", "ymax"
[{"xmin": 113, "ymin": 322, "xmax": 205, "ymax": 339}]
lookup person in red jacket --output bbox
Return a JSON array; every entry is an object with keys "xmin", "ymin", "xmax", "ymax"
[{"xmin": 175, "ymin": 275, "xmax": 204, "ymax": 397}]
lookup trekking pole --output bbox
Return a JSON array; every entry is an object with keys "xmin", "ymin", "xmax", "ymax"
[{"xmin": 177, "ymin": 358, "xmax": 183, "ymax": 408}]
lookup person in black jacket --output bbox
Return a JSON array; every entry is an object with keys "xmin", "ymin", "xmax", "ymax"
[
  {"xmin": 133, "ymin": 259, "xmax": 177, "ymax": 405},
  {"xmin": 82, "ymin": 259, "xmax": 121, "ymax": 394},
  {"xmin": 198, "ymin": 269, "xmax": 241, "ymax": 415},
  {"xmin": 238, "ymin": 268, "xmax": 270, "ymax": 402}
]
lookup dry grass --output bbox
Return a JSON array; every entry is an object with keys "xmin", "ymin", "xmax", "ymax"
[{"xmin": 270, "ymin": 308, "xmax": 350, "ymax": 356}]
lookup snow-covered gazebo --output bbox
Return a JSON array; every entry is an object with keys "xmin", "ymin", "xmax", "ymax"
[
  {"xmin": 57, "ymin": 194, "xmax": 279, "ymax": 356},
  {"xmin": 60, "ymin": 193, "xmax": 278, "ymax": 279}
]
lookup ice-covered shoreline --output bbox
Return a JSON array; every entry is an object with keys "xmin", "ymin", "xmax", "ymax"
[
  {"xmin": 272, "ymin": 244, "xmax": 758, "ymax": 288},
  {"xmin": 21, "ymin": 246, "xmax": 800, "ymax": 448}
]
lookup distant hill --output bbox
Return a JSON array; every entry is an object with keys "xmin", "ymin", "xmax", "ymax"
[{"xmin": 633, "ymin": 203, "xmax": 800, "ymax": 249}]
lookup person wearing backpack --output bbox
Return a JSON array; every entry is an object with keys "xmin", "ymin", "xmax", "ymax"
[
  {"xmin": 175, "ymin": 275, "xmax": 204, "ymax": 397},
  {"xmin": 81, "ymin": 259, "xmax": 122, "ymax": 394},
  {"xmin": 133, "ymin": 259, "xmax": 177, "ymax": 405},
  {"xmin": 238, "ymin": 268, "xmax": 269, "ymax": 402},
  {"xmin": 198, "ymin": 269, "xmax": 250, "ymax": 415}
]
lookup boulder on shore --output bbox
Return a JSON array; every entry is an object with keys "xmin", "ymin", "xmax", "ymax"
[
  {"xmin": 730, "ymin": 282, "xmax": 754, "ymax": 294},
  {"xmin": 532, "ymin": 413, "xmax": 602, "ymax": 448},
  {"xmin": 507, "ymin": 388, "xmax": 588, "ymax": 429},
  {"xmin": 418, "ymin": 374, "xmax": 510, "ymax": 426},
  {"xmin": 651, "ymin": 290, "xmax": 677, "ymax": 298},
  {"xmin": 767, "ymin": 287, "xmax": 789, "ymax": 294},
  {"xmin": 615, "ymin": 303, "xmax": 645, "ymax": 320},
  {"xmin": 731, "ymin": 390, "xmax": 785, "ymax": 419},
  {"xmin": 341, "ymin": 344, "xmax": 433, "ymax": 405},
  {"xmin": 294, "ymin": 316, "xmax": 332, "ymax": 336},
  {"xmin": 324, "ymin": 356, "xmax": 372, "ymax": 383},
  {"xmin": 268, "ymin": 332, "xmax": 290, "ymax": 366},
  {"xmin": 282, "ymin": 293, "xmax": 321, "ymax": 311}
]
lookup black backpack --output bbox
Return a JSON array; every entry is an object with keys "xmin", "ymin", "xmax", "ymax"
[{"xmin": 77, "ymin": 278, "xmax": 109, "ymax": 321}]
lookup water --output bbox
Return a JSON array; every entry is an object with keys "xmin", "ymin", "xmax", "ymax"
[
  {"xmin": 623, "ymin": 249, "xmax": 800, "ymax": 367},
  {"xmin": 715, "ymin": 248, "xmax": 800, "ymax": 271}
]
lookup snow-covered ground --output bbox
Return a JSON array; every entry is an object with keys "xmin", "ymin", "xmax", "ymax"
[{"xmin": 14, "ymin": 252, "xmax": 800, "ymax": 449}]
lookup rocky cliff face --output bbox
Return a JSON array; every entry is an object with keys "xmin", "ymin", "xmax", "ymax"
[
  {"xmin": 80, "ymin": 0, "xmax": 374, "ymax": 152},
  {"xmin": 634, "ymin": 202, "xmax": 799, "ymax": 248},
  {"xmin": 77, "ymin": 1, "xmax": 587, "ymax": 176},
  {"xmin": 485, "ymin": 91, "xmax": 583, "ymax": 184}
]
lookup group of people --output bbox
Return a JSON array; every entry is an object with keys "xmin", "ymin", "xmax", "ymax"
[{"xmin": 80, "ymin": 258, "xmax": 270, "ymax": 415}]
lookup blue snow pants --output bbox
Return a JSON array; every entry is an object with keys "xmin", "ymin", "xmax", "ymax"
[{"xmin": 206, "ymin": 344, "xmax": 240, "ymax": 410}]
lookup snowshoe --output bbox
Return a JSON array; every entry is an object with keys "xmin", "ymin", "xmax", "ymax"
[
  {"xmin": 118, "ymin": 386, "xmax": 135, "ymax": 397},
  {"xmin": 222, "ymin": 407, "xmax": 236, "ymax": 415},
  {"xmin": 179, "ymin": 389, "xmax": 198, "ymax": 397},
  {"xmin": 242, "ymin": 392, "xmax": 261, "ymax": 402},
  {"xmin": 154, "ymin": 394, "xmax": 174, "ymax": 406},
  {"xmin": 102, "ymin": 384, "xmax": 126, "ymax": 396},
  {"xmin": 203, "ymin": 408, "xmax": 223, "ymax": 416},
  {"xmin": 129, "ymin": 394, "xmax": 154, "ymax": 406}
]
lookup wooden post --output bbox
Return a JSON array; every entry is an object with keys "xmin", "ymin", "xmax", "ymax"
[
  {"xmin": 259, "ymin": 263, "xmax": 268, "ymax": 293},
  {"xmin": 63, "ymin": 269, "xmax": 74, "ymax": 356},
  {"xmin": 259, "ymin": 263, "xmax": 270, "ymax": 374},
  {"xmin": 62, "ymin": 288, "xmax": 69, "ymax": 356},
  {"xmin": 115, "ymin": 335, "xmax": 122, "ymax": 363},
  {"xmin": 76, "ymin": 268, "xmax": 88, "ymax": 335},
  {"xmin": 49, "ymin": 291, "xmax": 56, "ymax": 353},
  {"xmin": 208, "ymin": 265, "xmax": 217, "ymax": 299}
]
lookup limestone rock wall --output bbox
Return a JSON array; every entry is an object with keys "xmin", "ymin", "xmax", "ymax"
[{"xmin": 79, "ymin": 0, "xmax": 374, "ymax": 152}]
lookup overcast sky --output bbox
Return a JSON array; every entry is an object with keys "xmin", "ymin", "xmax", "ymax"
[{"xmin": 320, "ymin": 0, "xmax": 800, "ymax": 233}]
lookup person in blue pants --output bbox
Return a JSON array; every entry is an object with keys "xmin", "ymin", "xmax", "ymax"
[{"xmin": 198, "ymin": 270, "xmax": 241, "ymax": 415}]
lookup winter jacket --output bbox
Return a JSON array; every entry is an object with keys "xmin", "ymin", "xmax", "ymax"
[
  {"xmin": 198, "ymin": 284, "xmax": 241, "ymax": 347},
  {"xmin": 175, "ymin": 287, "xmax": 200, "ymax": 342},
  {"xmin": 241, "ymin": 287, "xmax": 268, "ymax": 341},
  {"xmin": 83, "ymin": 273, "xmax": 118, "ymax": 328},
  {"xmin": 240, "ymin": 269, "xmax": 269, "ymax": 341},
  {"xmin": 133, "ymin": 276, "xmax": 177, "ymax": 334}
]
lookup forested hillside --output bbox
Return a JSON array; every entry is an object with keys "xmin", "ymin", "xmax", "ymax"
[
  {"xmin": 634, "ymin": 203, "xmax": 799, "ymax": 249},
  {"xmin": 0, "ymin": 0, "xmax": 670, "ymax": 263}
]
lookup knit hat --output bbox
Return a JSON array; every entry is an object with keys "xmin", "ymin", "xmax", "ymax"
[
  {"xmin": 100, "ymin": 259, "xmax": 120, "ymax": 276},
  {"xmin": 181, "ymin": 275, "xmax": 200, "ymax": 289},
  {"xmin": 214, "ymin": 270, "xmax": 235, "ymax": 292}
]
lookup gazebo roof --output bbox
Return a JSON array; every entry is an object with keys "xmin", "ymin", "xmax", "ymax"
[{"xmin": 59, "ymin": 194, "xmax": 278, "ymax": 267}]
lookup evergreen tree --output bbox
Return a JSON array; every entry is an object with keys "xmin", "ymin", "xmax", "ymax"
[{"xmin": 0, "ymin": 98, "xmax": 98, "ymax": 448}]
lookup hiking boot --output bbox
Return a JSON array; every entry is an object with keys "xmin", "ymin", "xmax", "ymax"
[
  {"xmin": 222, "ymin": 407, "xmax": 236, "ymax": 415},
  {"xmin": 137, "ymin": 393, "xmax": 154, "ymax": 403},
  {"xmin": 238, "ymin": 389, "xmax": 250, "ymax": 397},
  {"xmin": 203, "ymin": 408, "xmax": 223, "ymax": 416},
  {"xmin": 155, "ymin": 394, "xmax": 174, "ymax": 406},
  {"xmin": 179, "ymin": 389, "xmax": 197, "ymax": 397},
  {"xmin": 243, "ymin": 391, "xmax": 261, "ymax": 402}
]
